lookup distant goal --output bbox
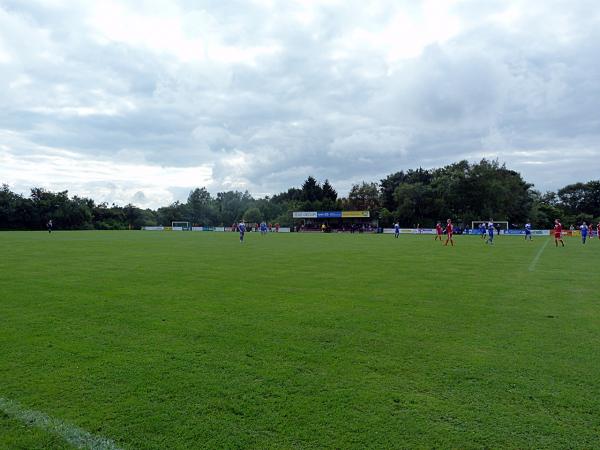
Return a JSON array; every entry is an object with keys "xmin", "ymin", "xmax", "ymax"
[
  {"xmin": 172, "ymin": 221, "xmax": 191, "ymax": 231},
  {"xmin": 472, "ymin": 220, "xmax": 509, "ymax": 230}
]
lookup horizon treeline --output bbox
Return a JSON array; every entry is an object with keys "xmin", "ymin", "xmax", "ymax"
[{"xmin": 1, "ymin": 159, "xmax": 599, "ymax": 230}]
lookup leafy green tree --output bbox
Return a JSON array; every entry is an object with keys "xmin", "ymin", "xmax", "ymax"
[
  {"xmin": 1, "ymin": 161, "xmax": 596, "ymax": 231},
  {"xmin": 558, "ymin": 181, "xmax": 600, "ymax": 218},
  {"xmin": 214, "ymin": 191, "xmax": 254, "ymax": 225},
  {"xmin": 378, "ymin": 208, "xmax": 394, "ymax": 227},
  {"xmin": 243, "ymin": 207, "xmax": 262, "ymax": 224},
  {"xmin": 156, "ymin": 201, "xmax": 188, "ymax": 226},
  {"xmin": 347, "ymin": 182, "xmax": 380, "ymax": 211},
  {"xmin": 394, "ymin": 182, "xmax": 436, "ymax": 226},
  {"xmin": 0, "ymin": 184, "xmax": 27, "ymax": 229},
  {"xmin": 271, "ymin": 188, "xmax": 302, "ymax": 204},
  {"xmin": 64, "ymin": 196, "xmax": 94, "ymax": 229},
  {"xmin": 187, "ymin": 187, "xmax": 214, "ymax": 226},
  {"xmin": 380, "ymin": 172, "xmax": 406, "ymax": 211},
  {"xmin": 122, "ymin": 204, "xmax": 156, "ymax": 229},
  {"xmin": 272, "ymin": 213, "xmax": 291, "ymax": 227},
  {"xmin": 255, "ymin": 197, "xmax": 284, "ymax": 223}
]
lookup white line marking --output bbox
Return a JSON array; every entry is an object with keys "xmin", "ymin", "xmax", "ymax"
[
  {"xmin": 0, "ymin": 397, "xmax": 121, "ymax": 450},
  {"xmin": 528, "ymin": 238, "xmax": 550, "ymax": 272}
]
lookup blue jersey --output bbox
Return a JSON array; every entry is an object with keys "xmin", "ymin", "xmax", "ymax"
[
  {"xmin": 581, "ymin": 225, "xmax": 588, "ymax": 235},
  {"xmin": 487, "ymin": 223, "xmax": 494, "ymax": 236},
  {"xmin": 525, "ymin": 223, "xmax": 531, "ymax": 234},
  {"xmin": 394, "ymin": 224, "xmax": 400, "ymax": 232},
  {"xmin": 238, "ymin": 223, "xmax": 246, "ymax": 233}
]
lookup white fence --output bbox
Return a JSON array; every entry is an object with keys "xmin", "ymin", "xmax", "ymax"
[
  {"xmin": 143, "ymin": 226, "xmax": 291, "ymax": 233},
  {"xmin": 383, "ymin": 228, "xmax": 435, "ymax": 234},
  {"xmin": 383, "ymin": 228, "xmax": 552, "ymax": 236},
  {"xmin": 143, "ymin": 226, "xmax": 551, "ymax": 235}
]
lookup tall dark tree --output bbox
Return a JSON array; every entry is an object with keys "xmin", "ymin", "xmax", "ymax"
[
  {"xmin": 301, "ymin": 176, "xmax": 323, "ymax": 202},
  {"xmin": 321, "ymin": 180, "xmax": 337, "ymax": 201}
]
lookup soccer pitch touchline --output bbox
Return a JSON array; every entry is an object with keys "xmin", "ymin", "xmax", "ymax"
[
  {"xmin": 0, "ymin": 397, "xmax": 121, "ymax": 450},
  {"xmin": 528, "ymin": 238, "xmax": 550, "ymax": 272}
]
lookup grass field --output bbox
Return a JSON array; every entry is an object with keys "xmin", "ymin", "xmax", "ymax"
[{"xmin": 1, "ymin": 230, "xmax": 600, "ymax": 449}]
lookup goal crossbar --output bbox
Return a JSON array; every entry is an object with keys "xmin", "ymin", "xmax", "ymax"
[{"xmin": 172, "ymin": 221, "xmax": 190, "ymax": 230}]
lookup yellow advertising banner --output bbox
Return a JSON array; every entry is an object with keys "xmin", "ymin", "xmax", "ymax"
[{"xmin": 341, "ymin": 211, "xmax": 370, "ymax": 218}]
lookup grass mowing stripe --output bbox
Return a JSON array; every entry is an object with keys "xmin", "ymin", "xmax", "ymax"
[
  {"xmin": 528, "ymin": 237, "xmax": 550, "ymax": 272},
  {"xmin": 0, "ymin": 397, "xmax": 121, "ymax": 450}
]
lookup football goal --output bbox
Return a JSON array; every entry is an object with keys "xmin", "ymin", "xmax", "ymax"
[
  {"xmin": 472, "ymin": 220, "xmax": 509, "ymax": 230},
  {"xmin": 172, "ymin": 221, "xmax": 191, "ymax": 230}
]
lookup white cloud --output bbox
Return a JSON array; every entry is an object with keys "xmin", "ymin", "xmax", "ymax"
[
  {"xmin": 0, "ymin": 130, "xmax": 211, "ymax": 208},
  {"xmin": 86, "ymin": 1, "xmax": 280, "ymax": 65}
]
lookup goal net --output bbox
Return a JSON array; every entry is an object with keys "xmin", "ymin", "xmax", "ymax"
[{"xmin": 172, "ymin": 221, "xmax": 190, "ymax": 231}]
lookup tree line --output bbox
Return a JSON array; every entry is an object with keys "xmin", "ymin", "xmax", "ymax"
[{"xmin": 2, "ymin": 159, "xmax": 599, "ymax": 230}]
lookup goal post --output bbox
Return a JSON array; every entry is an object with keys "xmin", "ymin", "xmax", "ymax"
[
  {"xmin": 472, "ymin": 220, "xmax": 509, "ymax": 230},
  {"xmin": 172, "ymin": 221, "xmax": 190, "ymax": 230}
]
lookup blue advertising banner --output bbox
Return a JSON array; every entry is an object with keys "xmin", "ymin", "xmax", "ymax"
[
  {"xmin": 317, "ymin": 211, "xmax": 342, "ymax": 218},
  {"xmin": 293, "ymin": 211, "xmax": 369, "ymax": 219},
  {"xmin": 504, "ymin": 229, "xmax": 525, "ymax": 235}
]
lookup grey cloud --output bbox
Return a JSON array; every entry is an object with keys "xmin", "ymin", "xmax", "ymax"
[
  {"xmin": 2, "ymin": 0, "xmax": 600, "ymax": 207},
  {"xmin": 131, "ymin": 190, "xmax": 147, "ymax": 204}
]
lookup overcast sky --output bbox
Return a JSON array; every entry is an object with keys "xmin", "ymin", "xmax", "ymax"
[{"xmin": 1, "ymin": 0, "xmax": 599, "ymax": 208}]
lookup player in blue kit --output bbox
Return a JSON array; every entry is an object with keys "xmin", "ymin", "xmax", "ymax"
[
  {"xmin": 486, "ymin": 220, "xmax": 494, "ymax": 244},
  {"xmin": 525, "ymin": 222, "xmax": 532, "ymax": 241},
  {"xmin": 238, "ymin": 220, "xmax": 246, "ymax": 243},
  {"xmin": 260, "ymin": 221, "xmax": 267, "ymax": 236},
  {"xmin": 479, "ymin": 223, "xmax": 486, "ymax": 239},
  {"xmin": 580, "ymin": 222, "xmax": 588, "ymax": 244},
  {"xmin": 394, "ymin": 222, "xmax": 400, "ymax": 238}
]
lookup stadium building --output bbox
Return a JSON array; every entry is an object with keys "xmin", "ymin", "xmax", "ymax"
[{"xmin": 292, "ymin": 211, "xmax": 375, "ymax": 232}]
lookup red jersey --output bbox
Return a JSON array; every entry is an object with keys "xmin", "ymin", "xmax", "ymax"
[
  {"xmin": 446, "ymin": 223, "xmax": 453, "ymax": 235},
  {"xmin": 554, "ymin": 223, "xmax": 562, "ymax": 237},
  {"xmin": 436, "ymin": 224, "xmax": 443, "ymax": 234}
]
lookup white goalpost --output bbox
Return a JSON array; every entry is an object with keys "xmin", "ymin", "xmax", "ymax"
[{"xmin": 172, "ymin": 221, "xmax": 190, "ymax": 231}]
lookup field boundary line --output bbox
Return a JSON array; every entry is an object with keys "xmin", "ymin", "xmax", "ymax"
[
  {"xmin": 528, "ymin": 238, "xmax": 550, "ymax": 272},
  {"xmin": 0, "ymin": 397, "xmax": 121, "ymax": 450}
]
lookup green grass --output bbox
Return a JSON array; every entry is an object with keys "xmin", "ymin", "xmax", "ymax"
[{"xmin": 1, "ymin": 230, "xmax": 600, "ymax": 449}]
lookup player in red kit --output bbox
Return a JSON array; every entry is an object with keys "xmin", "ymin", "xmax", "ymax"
[
  {"xmin": 435, "ymin": 222, "xmax": 443, "ymax": 241},
  {"xmin": 597, "ymin": 222, "xmax": 600, "ymax": 239},
  {"xmin": 554, "ymin": 219, "xmax": 565, "ymax": 247},
  {"xmin": 444, "ymin": 219, "xmax": 454, "ymax": 246}
]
